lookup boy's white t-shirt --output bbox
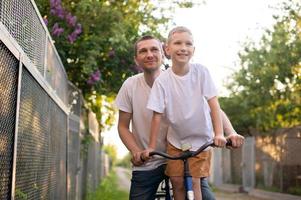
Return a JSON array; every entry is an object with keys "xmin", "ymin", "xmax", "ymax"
[
  {"xmin": 147, "ymin": 63, "xmax": 218, "ymax": 151},
  {"xmin": 115, "ymin": 73, "xmax": 168, "ymax": 171}
]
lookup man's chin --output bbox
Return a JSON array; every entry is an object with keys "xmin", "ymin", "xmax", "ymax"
[{"xmin": 143, "ymin": 66, "xmax": 160, "ymax": 73}]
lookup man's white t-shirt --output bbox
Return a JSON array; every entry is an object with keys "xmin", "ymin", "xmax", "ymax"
[
  {"xmin": 147, "ymin": 63, "xmax": 218, "ymax": 151},
  {"xmin": 115, "ymin": 73, "xmax": 168, "ymax": 171}
]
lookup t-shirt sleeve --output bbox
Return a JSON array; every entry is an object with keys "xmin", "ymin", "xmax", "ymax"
[
  {"xmin": 115, "ymin": 78, "xmax": 132, "ymax": 113},
  {"xmin": 202, "ymin": 66, "xmax": 218, "ymax": 100},
  {"xmin": 147, "ymin": 79, "xmax": 165, "ymax": 113}
]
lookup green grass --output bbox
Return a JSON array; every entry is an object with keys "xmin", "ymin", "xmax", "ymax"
[{"xmin": 86, "ymin": 170, "xmax": 129, "ymax": 200}]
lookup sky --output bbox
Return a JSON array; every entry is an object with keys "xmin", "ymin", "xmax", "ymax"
[
  {"xmin": 172, "ymin": 0, "xmax": 282, "ymax": 95},
  {"xmin": 104, "ymin": 0, "xmax": 283, "ymax": 158}
]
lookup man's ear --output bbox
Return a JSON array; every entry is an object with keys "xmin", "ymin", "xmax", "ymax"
[{"xmin": 134, "ymin": 57, "xmax": 138, "ymax": 66}]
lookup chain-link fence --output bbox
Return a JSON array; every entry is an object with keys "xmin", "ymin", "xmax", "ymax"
[
  {"xmin": 212, "ymin": 126, "xmax": 301, "ymax": 195},
  {"xmin": 0, "ymin": 1, "xmax": 108, "ymax": 200}
]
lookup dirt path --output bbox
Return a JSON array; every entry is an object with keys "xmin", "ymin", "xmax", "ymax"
[
  {"xmin": 115, "ymin": 167, "xmax": 131, "ymax": 191},
  {"xmin": 215, "ymin": 190, "xmax": 267, "ymax": 200},
  {"xmin": 115, "ymin": 167, "xmax": 267, "ymax": 200}
]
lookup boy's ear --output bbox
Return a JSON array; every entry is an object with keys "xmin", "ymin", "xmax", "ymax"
[{"xmin": 163, "ymin": 44, "xmax": 171, "ymax": 59}]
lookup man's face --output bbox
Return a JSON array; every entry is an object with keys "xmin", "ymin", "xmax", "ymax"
[
  {"xmin": 135, "ymin": 39, "xmax": 163, "ymax": 73},
  {"xmin": 165, "ymin": 32, "xmax": 195, "ymax": 66}
]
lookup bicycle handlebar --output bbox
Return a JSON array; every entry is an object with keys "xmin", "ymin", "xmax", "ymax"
[{"xmin": 149, "ymin": 139, "xmax": 232, "ymax": 160}]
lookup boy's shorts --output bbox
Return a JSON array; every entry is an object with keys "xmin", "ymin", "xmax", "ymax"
[{"xmin": 165, "ymin": 142, "xmax": 211, "ymax": 178}]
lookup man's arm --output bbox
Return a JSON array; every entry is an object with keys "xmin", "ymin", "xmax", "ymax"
[
  {"xmin": 220, "ymin": 109, "xmax": 244, "ymax": 148},
  {"xmin": 117, "ymin": 110, "xmax": 143, "ymax": 166}
]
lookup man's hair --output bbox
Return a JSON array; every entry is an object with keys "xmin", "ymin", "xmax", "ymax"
[
  {"xmin": 134, "ymin": 35, "xmax": 162, "ymax": 57},
  {"xmin": 167, "ymin": 26, "xmax": 193, "ymax": 44}
]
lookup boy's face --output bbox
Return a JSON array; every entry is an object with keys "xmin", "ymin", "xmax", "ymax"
[
  {"xmin": 134, "ymin": 39, "xmax": 163, "ymax": 73},
  {"xmin": 165, "ymin": 32, "xmax": 195, "ymax": 66}
]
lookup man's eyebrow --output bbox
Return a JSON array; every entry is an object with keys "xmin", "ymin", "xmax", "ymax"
[{"xmin": 138, "ymin": 48, "xmax": 147, "ymax": 52}]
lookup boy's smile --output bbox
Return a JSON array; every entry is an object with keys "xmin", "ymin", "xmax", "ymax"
[{"xmin": 165, "ymin": 32, "xmax": 195, "ymax": 66}]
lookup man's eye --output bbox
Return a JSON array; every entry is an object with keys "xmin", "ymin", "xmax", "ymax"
[{"xmin": 139, "ymin": 49, "xmax": 147, "ymax": 54}]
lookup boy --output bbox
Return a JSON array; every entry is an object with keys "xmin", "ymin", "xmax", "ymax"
[{"xmin": 145, "ymin": 26, "xmax": 227, "ymax": 199}]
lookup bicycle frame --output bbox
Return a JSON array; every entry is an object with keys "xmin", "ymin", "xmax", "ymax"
[{"xmin": 150, "ymin": 140, "xmax": 232, "ymax": 200}]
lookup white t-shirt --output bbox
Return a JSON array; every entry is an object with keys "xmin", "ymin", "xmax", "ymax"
[
  {"xmin": 147, "ymin": 63, "xmax": 218, "ymax": 151},
  {"xmin": 115, "ymin": 73, "xmax": 168, "ymax": 171}
]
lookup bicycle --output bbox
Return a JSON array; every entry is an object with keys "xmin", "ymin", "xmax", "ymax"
[{"xmin": 151, "ymin": 139, "xmax": 233, "ymax": 200}]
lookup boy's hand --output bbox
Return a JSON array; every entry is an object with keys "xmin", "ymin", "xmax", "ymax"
[
  {"xmin": 226, "ymin": 133, "xmax": 244, "ymax": 148},
  {"xmin": 214, "ymin": 135, "xmax": 227, "ymax": 147},
  {"xmin": 141, "ymin": 148, "xmax": 155, "ymax": 162}
]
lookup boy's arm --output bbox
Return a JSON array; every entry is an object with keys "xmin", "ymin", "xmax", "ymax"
[
  {"xmin": 142, "ymin": 111, "xmax": 162, "ymax": 160},
  {"xmin": 221, "ymin": 109, "xmax": 245, "ymax": 148},
  {"xmin": 117, "ymin": 110, "xmax": 144, "ymax": 166},
  {"xmin": 149, "ymin": 111, "xmax": 162, "ymax": 149},
  {"xmin": 208, "ymin": 97, "xmax": 226, "ymax": 147}
]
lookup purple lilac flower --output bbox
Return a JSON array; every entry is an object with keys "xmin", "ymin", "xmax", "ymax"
[
  {"xmin": 67, "ymin": 33, "xmax": 77, "ymax": 43},
  {"xmin": 50, "ymin": 0, "xmax": 65, "ymax": 19},
  {"xmin": 74, "ymin": 24, "xmax": 82, "ymax": 35},
  {"xmin": 51, "ymin": 23, "xmax": 64, "ymax": 37},
  {"xmin": 43, "ymin": 17, "xmax": 48, "ymax": 26},
  {"xmin": 65, "ymin": 12, "xmax": 77, "ymax": 27},
  {"xmin": 87, "ymin": 70, "xmax": 101, "ymax": 85},
  {"xmin": 67, "ymin": 24, "xmax": 82, "ymax": 43}
]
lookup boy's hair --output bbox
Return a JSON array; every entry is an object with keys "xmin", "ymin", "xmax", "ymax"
[
  {"xmin": 134, "ymin": 35, "xmax": 163, "ymax": 57},
  {"xmin": 167, "ymin": 26, "xmax": 193, "ymax": 44}
]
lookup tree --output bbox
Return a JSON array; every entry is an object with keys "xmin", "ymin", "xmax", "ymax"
[
  {"xmin": 220, "ymin": 0, "xmax": 301, "ymax": 134},
  {"xmin": 35, "ymin": 0, "xmax": 196, "ymax": 131}
]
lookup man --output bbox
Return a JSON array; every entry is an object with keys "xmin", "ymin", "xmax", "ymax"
[{"xmin": 115, "ymin": 35, "xmax": 244, "ymax": 200}]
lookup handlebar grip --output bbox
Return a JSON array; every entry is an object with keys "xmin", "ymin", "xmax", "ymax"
[{"xmin": 226, "ymin": 139, "xmax": 232, "ymax": 146}]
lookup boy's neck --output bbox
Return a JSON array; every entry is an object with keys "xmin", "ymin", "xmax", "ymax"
[{"xmin": 171, "ymin": 63, "xmax": 190, "ymax": 76}]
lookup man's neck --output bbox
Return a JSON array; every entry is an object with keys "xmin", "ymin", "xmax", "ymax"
[
  {"xmin": 144, "ymin": 69, "xmax": 160, "ymax": 87},
  {"xmin": 172, "ymin": 63, "xmax": 189, "ymax": 76}
]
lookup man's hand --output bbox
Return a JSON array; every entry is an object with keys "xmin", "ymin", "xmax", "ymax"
[
  {"xmin": 214, "ymin": 135, "xmax": 227, "ymax": 147},
  {"xmin": 141, "ymin": 148, "xmax": 155, "ymax": 162},
  {"xmin": 226, "ymin": 133, "xmax": 244, "ymax": 148},
  {"xmin": 131, "ymin": 151, "xmax": 145, "ymax": 166}
]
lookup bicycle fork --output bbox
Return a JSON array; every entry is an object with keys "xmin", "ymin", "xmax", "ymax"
[{"xmin": 184, "ymin": 159, "xmax": 194, "ymax": 200}]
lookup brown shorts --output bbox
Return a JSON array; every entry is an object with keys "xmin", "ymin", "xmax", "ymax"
[{"xmin": 165, "ymin": 143, "xmax": 211, "ymax": 178}]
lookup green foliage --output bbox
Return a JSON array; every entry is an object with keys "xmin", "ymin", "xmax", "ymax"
[
  {"xmin": 116, "ymin": 152, "xmax": 131, "ymax": 169},
  {"xmin": 15, "ymin": 189, "xmax": 28, "ymax": 200},
  {"xmin": 85, "ymin": 170, "xmax": 128, "ymax": 200},
  {"xmin": 221, "ymin": 0, "xmax": 301, "ymax": 134},
  {"xmin": 35, "ymin": 0, "xmax": 196, "ymax": 131},
  {"xmin": 103, "ymin": 144, "xmax": 118, "ymax": 166},
  {"xmin": 81, "ymin": 134, "xmax": 95, "ymax": 158},
  {"xmin": 288, "ymin": 186, "xmax": 301, "ymax": 196}
]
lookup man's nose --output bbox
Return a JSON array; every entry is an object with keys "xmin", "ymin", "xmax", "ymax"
[{"xmin": 146, "ymin": 50, "xmax": 154, "ymax": 57}]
